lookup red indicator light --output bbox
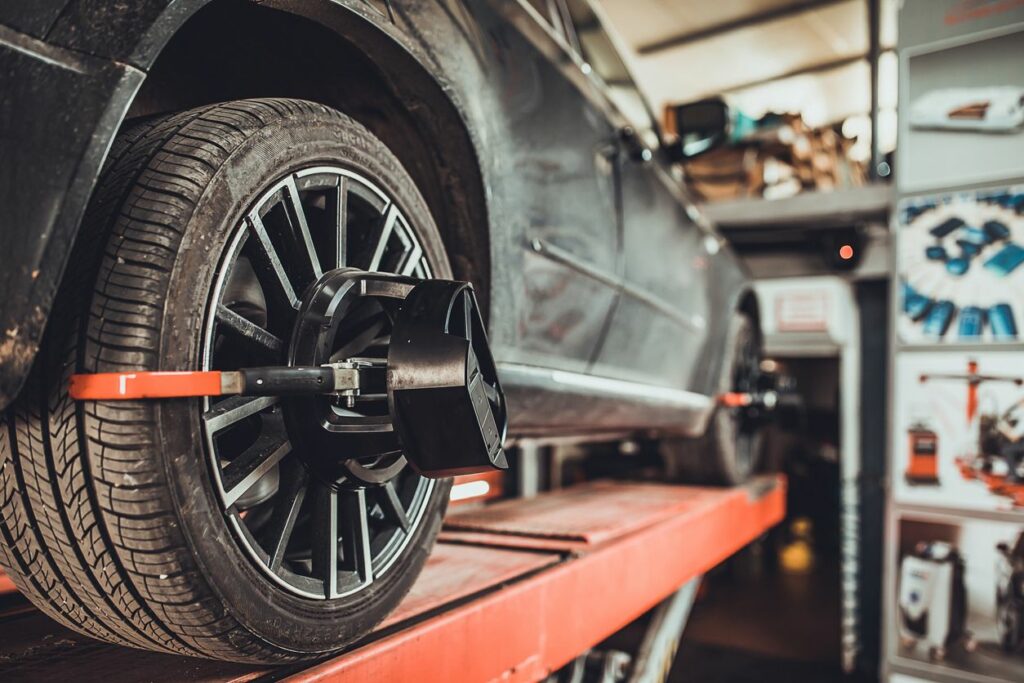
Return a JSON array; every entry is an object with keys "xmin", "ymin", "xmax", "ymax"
[{"xmin": 838, "ymin": 244, "xmax": 854, "ymax": 260}]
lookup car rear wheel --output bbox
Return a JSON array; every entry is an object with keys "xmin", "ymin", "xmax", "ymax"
[
  {"xmin": 0, "ymin": 98, "xmax": 452, "ymax": 662},
  {"xmin": 661, "ymin": 312, "xmax": 764, "ymax": 485}
]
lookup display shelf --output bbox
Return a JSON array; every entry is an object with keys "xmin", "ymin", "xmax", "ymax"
[{"xmin": 702, "ymin": 184, "xmax": 893, "ymax": 231}]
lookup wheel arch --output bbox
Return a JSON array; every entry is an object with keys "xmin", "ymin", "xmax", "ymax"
[
  {"xmin": 1, "ymin": 0, "xmax": 494, "ymax": 409},
  {"xmin": 125, "ymin": 0, "xmax": 493, "ymax": 317}
]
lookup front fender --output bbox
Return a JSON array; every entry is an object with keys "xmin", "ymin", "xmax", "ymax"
[
  {"xmin": 0, "ymin": 0, "xmax": 498, "ymax": 409},
  {"xmin": 0, "ymin": 24, "xmax": 144, "ymax": 407}
]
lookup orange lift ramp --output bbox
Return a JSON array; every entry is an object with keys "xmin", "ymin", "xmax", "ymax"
[{"xmin": 0, "ymin": 476, "xmax": 785, "ymax": 682}]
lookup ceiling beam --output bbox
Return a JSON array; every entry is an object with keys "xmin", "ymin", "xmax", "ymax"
[
  {"xmin": 712, "ymin": 47, "xmax": 893, "ymax": 97},
  {"xmin": 637, "ymin": 0, "xmax": 850, "ymax": 55}
]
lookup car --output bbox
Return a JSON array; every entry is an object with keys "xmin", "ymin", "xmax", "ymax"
[{"xmin": 0, "ymin": 0, "xmax": 761, "ymax": 663}]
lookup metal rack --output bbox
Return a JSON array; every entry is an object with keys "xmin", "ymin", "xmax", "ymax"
[{"xmin": 0, "ymin": 476, "xmax": 785, "ymax": 682}]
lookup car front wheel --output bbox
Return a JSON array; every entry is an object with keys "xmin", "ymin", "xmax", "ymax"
[{"xmin": 0, "ymin": 99, "xmax": 452, "ymax": 662}]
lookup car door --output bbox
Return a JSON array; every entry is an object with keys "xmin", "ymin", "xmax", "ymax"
[
  {"xmin": 481, "ymin": 0, "xmax": 623, "ymax": 375},
  {"xmin": 560, "ymin": 0, "xmax": 711, "ymax": 390}
]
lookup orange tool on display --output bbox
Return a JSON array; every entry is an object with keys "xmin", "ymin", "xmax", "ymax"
[
  {"xmin": 919, "ymin": 359, "xmax": 1024, "ymax": 423},
  {"xmin": 905, "ymin": 422, "xmax": 939, "ymax": 485},
  {"xmin": 914, "ymin": 359, "xmax": 1024, "ymax": 502}
]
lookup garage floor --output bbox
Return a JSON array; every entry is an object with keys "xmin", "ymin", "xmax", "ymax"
[{"xmin": 670, "ymin": 557, "xmax": 846, "ymax": 682}]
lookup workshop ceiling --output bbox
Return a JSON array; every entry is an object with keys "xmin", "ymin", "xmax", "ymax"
[{"xmin": 598, "ymin": 0, "xmax": 897, "ymax": 134}]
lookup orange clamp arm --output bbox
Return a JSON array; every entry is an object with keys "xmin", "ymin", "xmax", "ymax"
[
  {"xmin": 718, "ymin": 392, "xmax": 753, "ymax": 408},
  {"xmin": 69, "ymin": 371, "xmax": 225, "ymax": 400}
]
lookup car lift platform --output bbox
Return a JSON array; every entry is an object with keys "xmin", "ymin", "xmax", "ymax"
[{"xmin": 0, "ymin": 475, "xmax": 785, "ymax": 683}]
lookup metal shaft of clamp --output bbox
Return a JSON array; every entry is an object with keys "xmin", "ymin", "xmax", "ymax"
[{"xmin": 69, "ymin": 361, "xmax": 380, "ymax": 401}]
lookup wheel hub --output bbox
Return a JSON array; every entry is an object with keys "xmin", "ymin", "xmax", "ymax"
[
  {"xmin": 282, "ymin": 267, "xmax": 509, "ymax": 485},
  {"xmin": 286, "ymin": 268, "xmax": 411, "ymax": 486},
  {"xmin": 198, "ymin": 166, "xmax": 442, "ymax": 601},
  {"xmin": 194, "ymin": 165, "xmax": 506, "ymax": 600}
]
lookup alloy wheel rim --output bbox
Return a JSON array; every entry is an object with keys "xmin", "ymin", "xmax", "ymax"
[{"xmin": 200, "ymin": 166, "xmax": 436, "ymax": 599}]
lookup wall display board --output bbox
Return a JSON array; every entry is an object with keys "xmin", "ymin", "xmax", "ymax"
[
  {"xmin": 898, "ymin": 188, "xmax": 1024, "ymax": 345},
  {"xmin": 899, "ymin": 30, "xmax": 1024, "ymax": 193},
  {"xmin": 893, "ymin": 351, "xmax": 1024, "ymax": 514},
  {"xmin": 887, "ymin": 3, "xmax": 1024, "ymax": 683},
  {"xmin": 891, "ymin": 516, "xmax": 1024, "ymax": 681}
]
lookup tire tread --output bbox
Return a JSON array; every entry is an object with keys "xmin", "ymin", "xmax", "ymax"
[{"xmin": 0, "ymin": 100, "xmax": 359, "ymax": 662}]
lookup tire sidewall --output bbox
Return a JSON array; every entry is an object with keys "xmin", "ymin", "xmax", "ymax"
[
  {"xmin": 711, "ymin": 313, "xmax": 763, "ymax": 484},
  {"xmin": 155, "ymin": 107, "xmax": 452, "ymax": 653},
  {"xmin": 660, "ymin": 311, "xmax": 763, "ymax": 486}
]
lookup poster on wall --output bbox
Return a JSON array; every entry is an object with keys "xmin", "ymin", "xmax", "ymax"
[
  {"xmin": 893, "ymin": 351, "xmax": 1024, "ymax": 513},
  {"xmin": 898, "ymin": 186, "xmax": 1024, "ymax": 345},
  {"xmin": 894, "ymin": 517, "xmax": 1024, "ymax": 681},
  {"xmin": 900, "ymin": 26, "xmax": 1024, "ymax": 192}
]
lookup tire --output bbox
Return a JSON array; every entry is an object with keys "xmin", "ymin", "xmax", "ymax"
[
  {"xmin": 661, "ymin": 312, "xmax": 763, "ymax": 486},
  {"xmin": 0, "ymin": 99, "xmax": 453, "ymax": 663},
  {"xmin": 998, "ymin": 596, "xmax": 1022, "ymax": 653}
]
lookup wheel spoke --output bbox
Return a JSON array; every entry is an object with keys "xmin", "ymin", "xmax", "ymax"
[
  {"xmin": 367, "ymin": 204, "xmax": 399, "ymax": 272},
  {"xmin": 216, "ymin": 305, "xmax": 284, "ymax": 356},
  {"xmin": 336, "ymin": 177, "xmax": 348, "ymax": 269},
  {"xmin": 329, "ymin": 303, "xmax": 390, "ymax": 362},
  {"xmin": 411, "ymin": 259, "xmax": 429, "ymax": 279},
  {"xmin": 221, "ymin": 423, "xmax": 291, "ymax": 508},
  {"xmin": 398, "ymin": 241, "xmax": 423, "ymax": 276},
  {"xmin": 247, "ymin": 213, "xmax": 300, "ymax": 309},
  {"xmin": 339, "ymin": 489, "xmax": 373, "ymax": 582},
  {"xmin": 203, "ymin": 165, "xmax": 435, "ymax": 600},
  {"xmin": 264, "ymin": 465, "xmax": 309, "ymax": 572},
  {"xmin": 375, "ymin": 481, "xmax": 410, "ymax": 533},
  {"xmin": 311, "ymin": 483, "xmax": 339, "ymax": 598},
  {"xmin": 204, "ymin": 395, "xmax": 278, "ymax": 434},
  {"xmin": 284, "ymin": 176, "xmax": 323, "ymax": 280}
]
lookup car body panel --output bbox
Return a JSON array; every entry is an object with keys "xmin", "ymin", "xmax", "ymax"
[
  {"xmin": 0, "ymin": 0, "xmax": 753, "ymax": 439},
  {"xmin": 470, "ymin": 2, "xmax": 620, "ymax": 373},
  {"xmin": 0, "ymin": 23, "xmax": 143, "ymax": 405}
]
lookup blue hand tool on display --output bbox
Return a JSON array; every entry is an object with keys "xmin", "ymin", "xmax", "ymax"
[
  {"xmin": 903, "ymin": 282, "xmax": 932, "ymax": 322},
  {"xmin": 945, "ymin": 257, "xmax": 970, "ymax": 276},
  {"xmin": 989, "ymin": 304, "xmax": 1018, "ymax": 340},
  {"xmin": 923, "ymin": 301, "xmax": 956, "ymax": 339},
  {"xmin": 984, "ymin": 243, "xmax": 1024, "ymax": 277},
  {"xmin": 957, "ymin": 307, "xmax": 985, "ymax": 339}
]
